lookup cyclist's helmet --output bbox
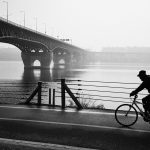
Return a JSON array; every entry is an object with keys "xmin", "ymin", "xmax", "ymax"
[{"xmin": 137, "ymin": 70, "xmax": 146, "ymax": 77}]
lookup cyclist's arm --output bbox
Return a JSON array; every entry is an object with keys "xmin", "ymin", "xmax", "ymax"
[{"xmin": 130, "ymin": 83, "xmax": 145, "ymax": 96}]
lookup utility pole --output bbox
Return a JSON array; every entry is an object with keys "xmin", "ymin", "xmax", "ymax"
[
  {"xmin": 3, "ymin": 1, "xmax": 8, "ymax": 22},
  {"xmin": 35, "ymin": 17, "xmax": 37, "ymax": 31},
  {"xmin": 20, "ymin": 10, "xmax": 25, "ymax": 27},
  {"xmin": 43, "ymin": 23, "xmax": 46, "ymax": 34}
]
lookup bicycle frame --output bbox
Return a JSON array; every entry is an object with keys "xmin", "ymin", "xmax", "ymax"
[{"xmin": 130, "ymin": 95, "xmax": 144, "ymax": 116}]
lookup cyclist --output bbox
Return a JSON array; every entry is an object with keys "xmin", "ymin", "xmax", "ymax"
[{"xmin": 130, "ymin": 70, "xmax": 150, "ymax": 117}]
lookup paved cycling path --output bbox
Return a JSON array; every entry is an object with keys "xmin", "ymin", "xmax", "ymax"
[{"xmin": 0, "ymin": 104, "xmax": 149, "ymax": 150}]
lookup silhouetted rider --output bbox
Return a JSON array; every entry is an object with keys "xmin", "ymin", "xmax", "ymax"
[{"xmin": 130, "ymin": 70, "xmax": 150, "ymax": 116}]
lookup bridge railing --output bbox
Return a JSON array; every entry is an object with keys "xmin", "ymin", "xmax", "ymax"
[{"xmin": 0, "ymin": 16, "xmax": 48, "ymax": 37}]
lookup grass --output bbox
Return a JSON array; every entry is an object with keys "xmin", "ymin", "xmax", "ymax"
[{"xmin": 67, "ymin": 92, "xmax": 105, "ymax": 110}]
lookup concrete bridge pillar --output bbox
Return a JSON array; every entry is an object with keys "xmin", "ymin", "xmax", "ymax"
[
  {"xmin": 40, "ymin": 54, "xmax": 52, "ymax": 68},
  {"xmin": 21, "ymin": 52, "xmax": 52, "ymax": 69},
  {"xmin": 21, "ymin": 52, "xmax": 33, "ymax": 68},
  {"xmin": 53, "ymin": 54, "xmax": 72, "ymax": 66},
  {"xmin": 71, "ymin": 53, "xmax": 84, "ymax": 65}
]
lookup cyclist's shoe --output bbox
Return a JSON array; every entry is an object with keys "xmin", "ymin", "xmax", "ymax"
[
  {"xmin": 143, "ymin": 117, "xmax": 149, "ymax": 122},
  {"xmin": 143, "ymin": 112, "xmax": 150, "ymax": 122},
  {"xmin": 140, "ymin": 112, "xmax": 144, "ymax": 117}
]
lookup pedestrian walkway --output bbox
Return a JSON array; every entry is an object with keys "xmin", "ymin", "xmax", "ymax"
[{"xmin": 0, "ymin": 104, "xmax": 150, "ymax": 150}]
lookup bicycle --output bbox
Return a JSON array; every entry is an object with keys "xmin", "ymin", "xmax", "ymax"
[{"xmin": 115, "ymin": 94, "xmax": 150, "ymax": 127}]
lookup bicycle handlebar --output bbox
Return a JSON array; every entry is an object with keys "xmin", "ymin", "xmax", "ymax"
[
  {"xmin": 130, "ymin": 94, "xmax": 138, "ymax": 102},
  {"xmin": 134, "ymin": 94, "xmax": 138, "ymax": 99},
  {"xmin": 130, "ymin": 94, "xmax": 138, "ymax": 98}
]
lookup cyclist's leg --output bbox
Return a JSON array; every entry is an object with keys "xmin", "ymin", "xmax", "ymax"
[
  {"xmin": 142, "ymin": 94, "xmax": 150, "ymax": 115},
  {"xmin": 146, "ymin": 95, "xmax": 150, "ymax": 113}
]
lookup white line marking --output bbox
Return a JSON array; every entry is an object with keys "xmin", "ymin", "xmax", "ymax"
[
  {"xmin": 0, "ymin": 117, "xmax": 149, "ymax": 133},
  {"xmin": 0, "ymin": 137, "xmax": 96, "ymax": 150}
]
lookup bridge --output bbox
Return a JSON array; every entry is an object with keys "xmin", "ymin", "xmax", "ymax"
[{"xmin": 0, "ymin": 17, "xmax": 86, "ymax": 69}]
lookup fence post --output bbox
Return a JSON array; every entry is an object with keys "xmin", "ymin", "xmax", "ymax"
[
  {"xmin": 53, "ymin": 89, "xmax": 55, "ymax": 107},
  {"xmin": 49, "ymin": 88, "xmax": 51, "ymax": 105},
  {"xmin": 61, "ymin": 79, "xmax": 66, "ymax": 109},
  {"xmin": 64, "ymin": 83, "xmax": 83, "ymax": 110},
  {"xmin": 38, "ymin": 81, "xmax": 42, "ymax": 105},
  {"xmin": 25, "ymin": 82, "xmax": 41, "ymax": 104}
]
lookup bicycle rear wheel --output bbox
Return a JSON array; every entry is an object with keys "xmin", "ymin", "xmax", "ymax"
[{"xmin": 115, "ymin": 104, "xmax": 138, "ymax": 127}]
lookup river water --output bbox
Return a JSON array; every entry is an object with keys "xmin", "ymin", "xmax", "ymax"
[
  {"xmin": 1, "ymin": 61, "xmax": 150, "ymax": 82},
  {"xmin": 0, "ymin": 61, "xmax": 150, "ymax": 109}
]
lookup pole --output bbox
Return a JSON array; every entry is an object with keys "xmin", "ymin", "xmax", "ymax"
[
  {"xmin": 23, "ymin": 11, "xmax": 25, "ymax": 27},
  {"xmin": 49, "ymin": 88, "xmax": 51, "ymax": 105},
  {"xmin": 38, "ymin": 81, "xmax": 42, "ymax": 105},
  {"xmin": 3, "ymin": 1, "xmax": 8, "ymax": 22},
  {"xmin": 35, "ymin": 17, "xmax": 37, "ymax": 31},
  {"xmin": 61, "ymin": 79, "xmax": 65, "ymax": 109},
  {"xmin": 64, "ymin": 83, "xmax": 83, "ymax": 110},
  {"xmin": 44, "ymin": 23, "xmax": 46, "ymax": 34},
  {"xmin": 20, "ymin": 11, "xmax": 25, "ymax": 27},
  {"xmin": 53, "ymin": 89, "xmax": 55, "ymax": 107}
]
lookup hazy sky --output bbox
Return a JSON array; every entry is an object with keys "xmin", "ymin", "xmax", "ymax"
[{"xmin": 0, "ymin": 0, "xmax": 150, "ymax": 51}]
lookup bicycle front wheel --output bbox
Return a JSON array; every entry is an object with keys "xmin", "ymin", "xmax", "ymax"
[{"xmin": 115, "ymin": 104, "xmax": 138, "ymax": 127}]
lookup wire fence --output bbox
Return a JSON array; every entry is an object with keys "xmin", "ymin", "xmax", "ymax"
[
  {"xmin": 53, "ymin": 79, "xmax": 147, "ymax": 110},
  {"xmin": 0, "ymin": 79, "xmax": 147, "ymax": 110},
  {"xmin": 0, "ymin": 81, "xmax": 49, "ymax": 104}
]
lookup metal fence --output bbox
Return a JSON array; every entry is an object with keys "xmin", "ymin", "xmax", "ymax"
[
  {"xmin": 0, "ymin": 79, "xmax": 147, "ymax": 110},
  {"xmin": 50, "ymin": 79, "xmax": 147, "ymax": 110},
  {"xmin": 0, "ymin": 81, "xmax": 47, "ymax": 104}
]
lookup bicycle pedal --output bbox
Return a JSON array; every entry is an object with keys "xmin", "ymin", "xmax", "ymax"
[{"xmin": 140, "ymin": 113, "xmax": 144, "ymax": 117}]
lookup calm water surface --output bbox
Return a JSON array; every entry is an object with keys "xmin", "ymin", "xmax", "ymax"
[{"xmin": 1, "ymin": 61, "xmax": 150, "ymax": 82}]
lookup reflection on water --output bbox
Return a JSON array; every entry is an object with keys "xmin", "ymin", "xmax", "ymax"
[
  {"xmin": 1, "ymin": 61, "xmax": 150, "ymax": 83},
  {"xmin": 22, "ymin": 69, "xmax": 51, "ymax": 82},
  {"xmin": 22, "ymin": 64, "xmax": 85, "ymax": 82}
]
